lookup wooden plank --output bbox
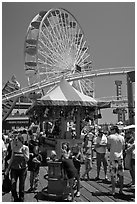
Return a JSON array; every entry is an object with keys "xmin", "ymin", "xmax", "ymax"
[
  {"xmin": 80, "ymin": 188, "xmax": 101, "ymax": 202},
  {"xmin": 83, "ymin": 180, "xmax": 114, "ymax": 202},
  {"xmin": 2, "ymin": 161, "xmax": 135, "ymax": 202},
  {"xmin": 75, "ymin": 194, "xmax": 89, "ymax": 202}
]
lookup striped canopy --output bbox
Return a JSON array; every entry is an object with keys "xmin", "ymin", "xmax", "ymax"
[
  {"xmin": 36, "ymin": 77, "xmax": 97, "ymax": 107},
  {"xmin": 26, "ymin": 77, "xmax": 97, "ymax": 115},
  {"xmin": 26, "ymin": 77, "xmax": 111, "ymax": 116}
]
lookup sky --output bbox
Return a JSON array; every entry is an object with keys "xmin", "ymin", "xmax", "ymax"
[{"xmin": 2, "ymin": 2, "xmax": 135, "ymax": 124}]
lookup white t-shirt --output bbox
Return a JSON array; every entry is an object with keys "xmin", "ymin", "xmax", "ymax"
[
  {"xmin": 107, "ymin": 133, "xmax": 125, "ymax": 161},
  {"xmin": 94, "ymin": 134, "xmax": 107, "ymax": 153}
]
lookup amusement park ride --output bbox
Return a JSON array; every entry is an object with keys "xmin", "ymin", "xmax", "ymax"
[
  {"xmin": 2, "ymin": 8, "xmax": 135, "ymax": 120},
  {"xmin": 2, "ymin": 8, "xmax": 135, "ymax": 200}
]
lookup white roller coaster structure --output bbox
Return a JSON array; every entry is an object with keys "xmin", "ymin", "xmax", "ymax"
[
  {"xmin": 2, "ymin": 8, "xmax": 135, "ymax": 122},
  {"xmin": 2, "ymin": 66, "xmax": 135, "ymax": 103}
]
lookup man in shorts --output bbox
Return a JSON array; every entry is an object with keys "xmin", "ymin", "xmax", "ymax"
[{"xmin": 107, "ymin": 125, "xmax": 125, "ymax": 195}]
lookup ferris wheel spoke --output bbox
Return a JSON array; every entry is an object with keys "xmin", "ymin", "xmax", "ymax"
[
  {"xmin": 74, "ymin": 40, "xmax": 86, "ymax": 64},
  {"xmin": 80, "ymin": 79, "xmax": 94, "ymax": 96},
  {"xmin": 57, "ymin": 12, "xmax": 68, "ymax": 50},
  {"xmin": 58, "ymin": 19, "xmax": 71, "ymax": 52},
  {"xmin": 77, "ymin": 51, "xmax": 89, "ymax": 65},
  {"xmin": 74, "ymin": 34, "xmax": 84, "ymax": 62},
  {"xmin": 43, "ymin": 15, "xmax": 65, "ymax": 54},
  {"xmin": 68, "ymin": 22, "xmax": 78, "ymax": 54},
  {"xmin": 39, "ymin": 31, "xmax": 65, "ymax": 63},
  {"xmin": 39, "ymin": 39, "xmax": 70, "ymax": 70},
  {"xmin": 66, "ymin": 14, "xmax": 72, "ymax": 46},
  {"xmin": 77, "ymin": 80, "xmax": 84, "ymax": 93},
  {"xmin": 63, "ymin": 12, "xmax": 70, "ymax": 48},
  {"xmin": 73, "ymin": 23, "xmax": 78, "ymax": 47},
  {"xmin": 77, "ymin": 48, "xmax": 88, "ymax": 65},
  {"xmin": 38, "ymin": 48, "xmax": 59, "ymax": 67},
  {"xmin": 49, "ymin": 11, "xmax": 66, "ymax": 52},
  {"xmin": 40, "ymin": 29, "xmax": 62, "ymax": 55},
  {"xmin": 42, "ymin": 18, "xmax": 64, "ymax": 54},
  {"xmin": 75, "ymin": 30, "xmax": 82, "ymax": 53},
  {"xmin": 79, "ymin": 55, "xmax": 91, "ymax": 68},
  {"xmin": 80, "ymin": 61, "xmax": 92, "ymax": 71}
]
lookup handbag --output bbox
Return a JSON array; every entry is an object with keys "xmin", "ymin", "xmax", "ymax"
[
  {"xmin": 2, "ymin": 174, "xmax": 11, "ymax": 193},
  {"xmin": 124, "ymin": 151, "xmax": 132, "ymax": 170}
]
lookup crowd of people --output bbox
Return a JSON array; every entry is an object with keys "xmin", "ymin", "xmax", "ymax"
[{"xmin": 2, "ymin": 124, "xmax": 135, "ymax": 202}]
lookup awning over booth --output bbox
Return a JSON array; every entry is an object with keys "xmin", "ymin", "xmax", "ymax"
[
  {"xmin": 27, "ymin": 77, "xmax": 111, "ymax": 114},
  {"xmin": 97, "ymin": 100, "xmax": 111, "ymax": 109},
  {"xmin": 28, "ymin": 77, "xmax": 97, "ymax": 108}
]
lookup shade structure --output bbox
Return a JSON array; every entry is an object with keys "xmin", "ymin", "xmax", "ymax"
[
  {"xmin": 27, "ymin": 77, "xmax": 97, "ymax": 111},
  {"xmin": 97, "ymin": 100, "xmax": 111, "ymax": 109},
  {"xmin": 123, "ymin": 124, "xmax": 135, "ymax": 130}
]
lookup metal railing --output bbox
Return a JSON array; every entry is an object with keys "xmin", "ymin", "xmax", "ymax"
[{"xmin": 2, "ymin": 67, "xmax": 135, "ymax": 102}]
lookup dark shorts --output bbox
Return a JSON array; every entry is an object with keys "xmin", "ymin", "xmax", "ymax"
[{"xmin": 96, "ymin": 152, "xmax": 108, "ymax": 167}]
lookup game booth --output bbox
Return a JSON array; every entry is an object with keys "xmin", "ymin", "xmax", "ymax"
[{"xmin": 26, "ymin": 77, "xmax": 110, "ymax": 200}]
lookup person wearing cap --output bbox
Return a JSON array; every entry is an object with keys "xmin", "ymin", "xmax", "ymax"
[
  {"xmin": 94, "ymin": 128, "xmax": 108, "ymax": 181},
  {"xmin": 107, "ymin": 125, "xmax": 125, "ymax": 195},
  {"xmin": 5, "ymin": 134, "xmax": 29, "ymax": 202}
]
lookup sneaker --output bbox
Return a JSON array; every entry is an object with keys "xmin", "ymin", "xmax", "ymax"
[{"xmin": 76, "ymin": 191, "xmax": 80, "ymax": 197}]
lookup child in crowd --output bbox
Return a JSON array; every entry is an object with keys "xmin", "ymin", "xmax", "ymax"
[
  {"xmin": 61, "ymin": 152, "xmax": 77, "ymax": 202},
  {"xmin": 61, "ymin": 143, "xmax": 71, "ymax": 159},
  {"xmin": 27, "ymin": 145, "xmax": 42, "ymax": 192},
  {"xmin": 47, "ymin": 150, "xmax": 58, "ymax": 162}
]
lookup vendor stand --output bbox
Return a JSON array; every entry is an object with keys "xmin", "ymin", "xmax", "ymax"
[
  {"xmin": 26, "ymin": 77, "xmax": 110, "ymax": 200},
  {"xmin": 26, "ymin": 77, "xmax": 98, "ymax": 158}
]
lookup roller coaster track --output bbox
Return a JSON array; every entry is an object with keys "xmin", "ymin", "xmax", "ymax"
[{"xmin": 2, "ymin": 67, "xmax": 135, "ymax": 103}]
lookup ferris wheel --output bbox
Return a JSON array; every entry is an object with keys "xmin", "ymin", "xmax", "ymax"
[{"xmin": 24, "ymin": 8, "xmax": 94, "ymax": 96}]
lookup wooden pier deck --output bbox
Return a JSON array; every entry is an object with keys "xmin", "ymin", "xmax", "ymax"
[{"xmin": 2, "ymin": 161, "xmax": 135, "ymax": 202}]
